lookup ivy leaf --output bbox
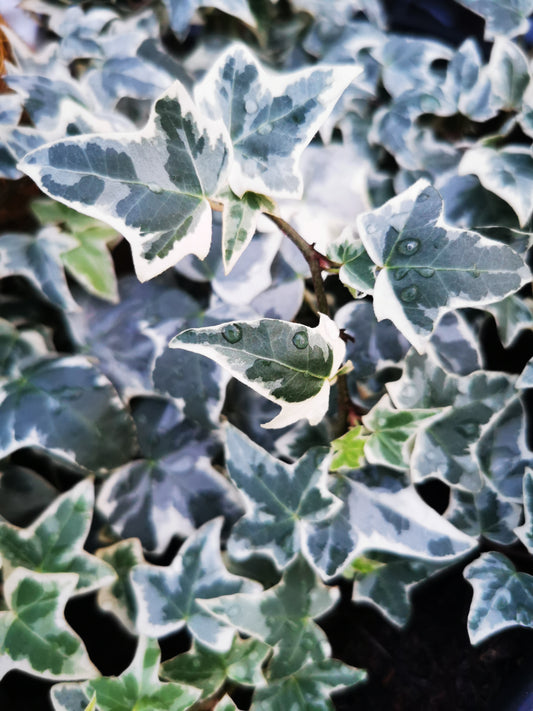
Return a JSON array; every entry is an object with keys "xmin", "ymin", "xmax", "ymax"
[
  {"xmin": 464, "ymin": 552, "xmax": 533, "ymax": 644},
  {"xmin": 0, "ymin": 464, "xmax": 58, "ymax": 527},
  {"xmin": 224, "ymin": 424, "xmax": 341, "ymax": 570},
  {"xmin": 487, "ymin": 38, "xmax": 530, "ymax": 111},
  {"xmin": 163, "ymin": 0, "xmax": 256, "ymax": 38},
  {"xmin": 221, "ymin": 190, "xmax": 275, "ymax": 274},
  {"xmin": 131, "ymin": 518, "xmax": 260, "ymax": 651},
  {"xmin": 20, "ymin": 79, "xmax": 231, "ymax": 282},
  {"xmin": 0, "ymin": 478, "xmax": 115, "ymax": 594},
  {"xmin": 483, "ymin": 295, "xmax": 533, "ymax": 347},
  {"xmin": 0, "ymin": 568, "xmax": 98, "ymax": 681},
  {"xmin": 517, "ymin": 357, "xmax": 533, "ymax": 388},
  {"xmin": 357, "ymin": 180, "xmax": 530, "ymax": 352},
  {"xmin": 0, "ymin": 319, "xmax": 51, "ymax": 378},
  {"xmin": 253, "ymin": 658, "xmax": 366, "ymax": 710},
  {"xmin": 330, "ymin": 426, "xmax": 366, "ymax": 471},
  {"xmin": 0, "ymin": 355, "xmax": 136, "ymax": 472},
  {"xmin": 51, "ymin": 636, "xmax": 199, "ymax": 711},
  {"xmin": 426, "ymin": 310, "xmax": 482, "ymax": 376},
  {"xmin": 327, "ymin": 226, "xmax": 377, "ymax": 297},
  {"xmin": 170, "ymin": 314, "xmax": 345, "ymax": 429},
  {"xmin": 203, "ymin": 556, "xmax": 337, "ymax": 679},
  {"xmin": 161, "ymin": 637, "xmax": 270, "ymax": 698},
  {"xmin": 515, "ymin": 469, "xmax": 533, "ymax": 552},
  {"xmin": 195, "ymin": 43, "xmax": 358, "ymax": 199},
  {"xmin": 455, "ymin": 0, "xmax": 533, "ymax": 39},
  {"xmin": 459, "ymin": 146, "xmax": 533, "ymax": 227}
]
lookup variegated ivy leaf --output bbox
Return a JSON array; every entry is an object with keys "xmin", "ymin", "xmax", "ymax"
[
  {"xmin": 224, "ymin": 424, "xmax": 341, "ymax": 570},
  {"xmin": 0, "ymin": 355, "xmax": 136, "ymax": 472},
  {"xmin": 455, "ymin": 0, "xmax": 533, "ymax": 39},
  {"xmin": 170, "ymin": 314, "xmax": 345, "ymax": 429},
  {"xmin": 459, "ymin": 145, "xmax": 533, "ymax": 227},
  {"xmin": 0, "ymin": 228, "xmax": 78, "ymax": 312},
  {"xmin": 357, "ymin": 180, "xmax": 530, "ymax": 352},
  {"xmin": 163, "ymin": 0, "xmax": 256, "ymax": 38},
  {"xmin": 202, "ymin": 556, "xmax": 337, "ymax": 680},
  {"xmin": 306, "ymin": 468, "xmax": 476, "ymax": 579},
  {"xmin": 0, "ymin": 478, "xmax": 115, "ymax": 594},
  {"xmin": 253, "ymin": 658, "xmax": 366, "ymax": 710},
  {"xmin": 464, "ymin": 552, "xmax": 533, "ymax": 645},
  {"xmin": 0, "ymin": 568, "xmax": 98, "ymax": 681},
  {"xmin": 483, "ymin": 295, "xmax": 533, "ymax": 348},
  {"xmin": 96, "ymin": 538, "xmax": 145, "ymax": 634},
  {"xmin": 194, "ymin": 43, "xmax": 359, "ymax": 199},
  {"xmin": 161, "ymin": 637, "xmax": 270, "ymax": 698},
  {"xmin": 327, "ymin": 226, "xmax": 377, "ymax": 297},
  {"xmin": 51, "ymin": 636, "xmax": 199, "ymax": 711},
  {"xmin": 20, "ymin": 79, "xmax": 231, "ymax": 282},
  {"xmin": 221, "ymin": 190, "xmax": 275, "ymax": 274},
  {"xmin": 330, "ymin": 426, "xmax": 366, "ymax": 471},
  {"xmin": 515, "ymin": 469, "xmax": 533, "ymax": 552},
  {"xmin": 487, "ymin": 38, "xmax": 530, "ymax": 111},
  {"xmin": 0, "ymin": 319, "xmax": 51, "ymax": 378},
  {"xmin": 131, "ymin": 518, "xmax": 260, "ymax": 652},
  {"xmin": 426, "ymin": 310, "xmax": 483, "ymax": 376},
  {"xmin": 32, "ymin": 199, "xmax": 119, "ymax": 303},
  {"xmin": 97, "ymin": 399, "xmax": 242, "ymax": 553}
]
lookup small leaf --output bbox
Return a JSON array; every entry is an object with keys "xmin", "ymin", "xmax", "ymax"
[
  {"xmin": 487, "ymin": 38, "xmax": 530, "ymax": 110},
  {"xmin": 170, "ymin": 314, "xmax": 345, "ymax": 429},
  {"xmin": 0, "ymin": 479, "xmax": 115, "ymax": 594},
  {"xmin": 221, "ymin": 190, "xmax": 275, "ymax": 274},
  {"xmin": 327, "ymin": 226, "xmax": 377, "ymax": 296},
  {"xmin": 0, "ymin": 568, "xmax": 97, "ymax": 681},
  {"xmin": 330, "ymin": 426, "xmax": 366, "ymax": 471},
  {"xmin": 464, "ymin": 552, "xmax": 533, "ymax": 644},
  {"xmin": 455, "ymin": 0, "xmax": 533, "ymax": 39},
  {"xmin": 163, "ymin": 0, "xmax": 257, "ymax": 38}
]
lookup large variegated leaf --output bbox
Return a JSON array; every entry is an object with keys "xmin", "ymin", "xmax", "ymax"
[
  {"xmin": 224, "ymin": 425, "xmax": 340, "ymax": 570},
  {"xmin": 0, "ymin": 355, "xmax": 136, "ymax": 472},
  {"xmin": 306, "ymin": 469, "xmax": 477, "ymax": 579},
  {"xmin": 163, "ymin": 0, "xmax": 256, "ymax": 38},
  {"xmin": 464, "ymin": 552, "xmax": 533, "ymax": 644},
  {"xmin": 357, "ymin": 180, "xmax": 530, "ymax": 352},
  {"xmin": 51, "ymin": 636, "xmax": 199, "ymax": 711},
  {"xmin": 131, "ymin": 518, "xmax": 260, "ymax": 651},
  {"xmin": 0, "ymin": 568, "xmax": 97, "ymax": 681},
  {"xmin": 98, "ymin": 399, "xmax": 242, "ymax": 553},
  {"xmin": 0, "ymin": 479, "xmax": 115, "ymax": 593},
  {"xmin": 455, "ymin": 0, "xmax": 533, "ymax": 38},
  {"xmin": 170, "ymin": 314, "xmax": 345, "ymax": 429},
  {"xmin": 194, "ymin": 43, "xmax": 358, "ymax": 198},
  {"xmin": 161, "ymin": 637, "xmax": 270, "ymax": 698},
  {"xmin": 19, "ymin": 80, "xmax": 231, "ymax": 282},
  {"xmin": 203, "ymin": 556, "xmax": 337, "ymax": 679}
]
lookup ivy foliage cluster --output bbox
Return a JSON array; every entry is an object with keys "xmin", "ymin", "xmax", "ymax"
[{"xmin": 1, "ymin": 0, "xmax": 533, "ymax": 708}]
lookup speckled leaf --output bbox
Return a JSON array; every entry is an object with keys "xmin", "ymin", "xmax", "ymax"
[
  {"xmin": 224, "ymin": 425, "xmax": 341, "ymax": 570},
  {"xmin": 459, "ymin": 146, "xmax": 533, "ymax": 226},
  {"xmin": 51, "ymin": 636, "xmax": 199, "ymax": 711},
  {"xmin": 464, "ymin": 552, "xmax": 533, "ymax": 644},
  {"xmin": 170, "ymin": 314, "xmax": 345, "ymax": 429},
  {"xmin": 0, "ymin": 568, "xmax": 98, "ymax": 681},
  {"xmin": 161, "ymin": 637, "xmax": 270, "ymax": 698},
  {"xmin": 0, "ymin": 228, "xmax": 78, "ymax": 311},
  {"xmin": 0, "ymin": 355, "xmax": 136, "ymax": 472},
  {"xmin": 253, "ymin": 658, "xmax": 366, "ymax": 710},
  {"xmin": 164, "ymin": 0, "xmax": 256, "ymax": 38},
  {"xmin": 330, "ymin": 426, "xmax": 366, "ymax": 471},
  {"xmin": 515, "ymin": 469, "xmax": 533, "ymax": 552},
  {"xmin": 455, "ymin": 0, "xmax": 533, "ymax": 38},
  {"xmin": 203, "ymin": 556, "xmax": 337, "ymax": 679},
  {"xmin": 357, "ymin": 180, "xmax": 530, "ymax": 352},
  {"xmin": 131, "ymin": 518, "xmax": 260, "ymax": 651},
  {"xmin": 306, "ymin": 470, "xmax": 476, "ymax": 579},
  {"xmin": 0, "ymin": 479, "xmax": 115, "ymax": 593},
  {"xmin": 98, "ymin": 399, "xmax": 242, "ymax": 553},
  {"xmin": 20, "ymin": 80, "xmax": 231, "ymax": 282},
  {"xmin": 195, "ymin": 44, "xmax": 358, "ymax": 198}
]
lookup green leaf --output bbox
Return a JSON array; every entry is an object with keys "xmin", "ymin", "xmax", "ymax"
[
  {"xmin": 0, "ymin": 568, "xmax": 97, "ymax": 681},
  {"xmin": 170, "ymin": 314, "xmax": 345, "ymax": 429},
  {"xmin": 357, "ymin": 180, "xmax": 530, "ymax": 352},
  {"xmin": 455, "ymin": 0, "xmax": 533, "ymax": 39},
  {"xmin": 84, "ymin": 694, "xmax": 96, "ymax": 711},
  {"xmin": 330, "ymin": 426, "xmax": 366, "ymax": 471},
  {"xmin": 51, "ymin": 636, "xmax": 199, "ymax": 711},
  {"xmin": 0, "ymin": 355, "xmax": 137, "ymax": 472},
  {"xmin": 203, "ymin": 556, "xmax": 337, "ymax": 680},
  {"xmin": 253, "ymin": 658, "xmax": 366, "ymax": 710},
  {"xmin": 161, "ymin": 637, "xmax": 270, "ymax": 698},
  {"xmin": 224, "ymin": 425, "xmax": 341, "ymax": 570},
  {"xmin": 195, "ymin": 43, "xmax": 358, "ymax": 198},
  {"xmin": 20, "ymin": 79, "xmax": 231, "ymax": 282},
  {"xmin": 0, "ymin": 478, "xmax": 115, "ymax": 594},
  {"xmin": 464, "ymin": 552, "xmax": 533, "ymax": 644},
  {"xmin": 131, "ymin": 518, "xmax": 260, "ymax": 651},
  {"xmin": 459, "ymin": 145, "xmax": 533, "ymax": 226}
]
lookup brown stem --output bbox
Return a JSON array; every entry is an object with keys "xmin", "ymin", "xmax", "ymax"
[{"xmin": 188, "ymin": 681, "xmax": 237, "ymax": 711}]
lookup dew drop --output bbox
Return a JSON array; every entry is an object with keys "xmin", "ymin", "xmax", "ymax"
[
  {"xmin": 222, "ymin": 324, "xmax": 243, "ymax": 344},
  {"xmin": 397, "ymin": 238, "xmax": 420, "ymax": 256},
  {"xmin": 257, "ymin": 124, "xmax": 272, "ymax": 135},
  {"xmin": 147, "ymin": 183, "xmax": 163, "ymax": 194},
  {"xmin": 399, "ymin": 285, "xmax": 419, "ymax": 303},
  {"xmin": 245, "ymin": 98, "xmax": 258, "ymax": 113},
  {"xmin": 393, "ymin": 268, "xmax": 409, "ymax": 281},
  {"xmin": 292, "ymin": 330, "xmax": 309, "ymax": 349},
  {"xmin": 418, "ymin": 191, "xmax": 430, "ymax": 202},
  {"xmin": 416, "ymin": 267, "xmax": 435, "ymax": 278}
]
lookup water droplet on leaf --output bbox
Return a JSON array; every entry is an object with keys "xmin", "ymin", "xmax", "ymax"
[
  {"xmin": 399, "ymin": 285, "xmax": 419, "ymax": 303},
  {"xmin": 147, "ymin": 183, "xmax": 163, "ymax": 194},
  {"xmin": 416, "ymin": 267, "xmax": 435, "ymax": 278},
  {"xmin": 245, "ymin": 98, "xmax": 258, "ymax": 113},
  {"xmin": 292, "ymin": 330, "xmax": 309, "ymax": 349},
  {"xmin": 393, "ymin": 268, "xmax": 409, "ymax": 281},
  {"xmin": 222, "ymin": 324, "xmax": 243, "ymax": 344},
  {"xmin": 418, "ymin": 191, "xmax": 430, "ymax": 202},
  {"xmin": 397, "ymin": 238, "xmax": 420, "ymax": 256},
  {"xmin": 257, "ymin": 124, "xmax": 272, "ymax": 135}
]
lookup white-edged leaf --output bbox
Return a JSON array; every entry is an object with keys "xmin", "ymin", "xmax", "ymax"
[
  {"xmin": 221, "ymin": 190, "xmax": 275, "ymax": 274},
  {"xmin": 164, "ymin": 0, "xmax": 256, "ymax": 38},
  {"xmin": 483, "ymin": 295, "xmax": 533, "ymax": 347}
]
